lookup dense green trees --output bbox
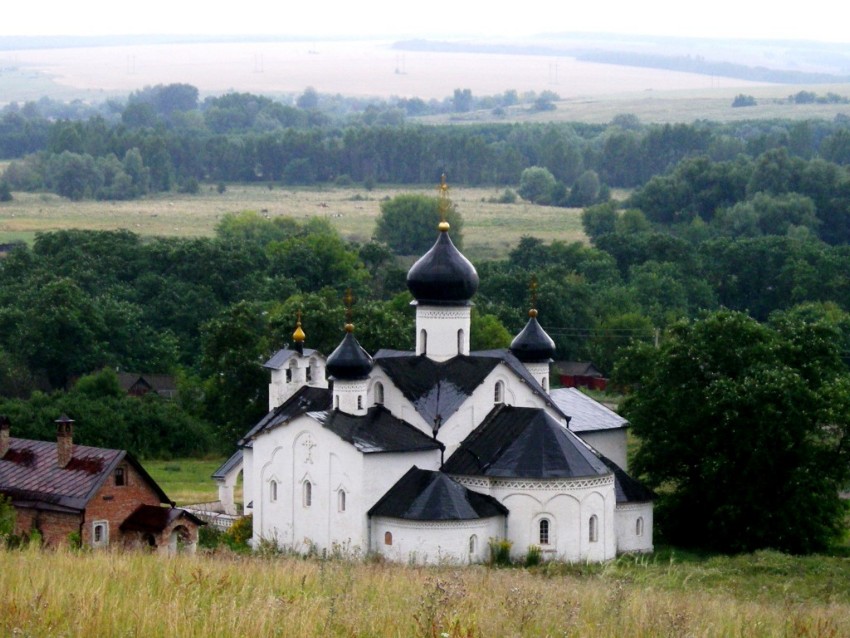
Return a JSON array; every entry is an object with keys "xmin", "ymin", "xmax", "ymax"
[
  {"xmin": 5, "ymin": 85, "xmax": 850, "ymax": 204},
  {"xmin": 374, "ymin": 194, "xmax": 464, "ymax": 255},
  {"xmin": 616, "ymin": 309, "xmax": 850, "ymax": 553}
]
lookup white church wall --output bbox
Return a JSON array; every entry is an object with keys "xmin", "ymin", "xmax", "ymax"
[
  {"xmin": 437, "ymin": 366, "xmax": 554, "ymax": 456},
  {"xmin": 242, "ymin": 447, "xmax": 254, "ymax": 514},
  {"xmin": 415, "ymin": 305, "xmax": 471, "ymax": 361},
  {"xmin": 252, "ymin": 416, "xmax": 368, "ymax": 554},
  {"xmin": 576, "ymin": 430, "xmax": 629, "ymax": 471},
  {"xmin": 362, "ymin": 450, "xmax": 441, "ymax": 512},
  {"xmin": 371, "ymin": 516, "xmax": 504, "ymax": 564},
  {"xmin": 615, "ymin": 502, "xmax": 654, "ymax": 554},
  {"xmin": 480, "ymin": 474, "xmax": 617, "ymax": 562}
]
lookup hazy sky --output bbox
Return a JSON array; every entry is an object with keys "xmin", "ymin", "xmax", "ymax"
[{"xmin": 3, "ymin": 0, "xmax": 848, "ymax": 43}]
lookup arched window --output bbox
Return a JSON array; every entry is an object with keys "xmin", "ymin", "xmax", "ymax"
[
  {"xmin": 420, "ymin": 329, "xmax": 428, "ymax": 355},
  {"xmin": 338, "ymin": 489, "xmax": 346, "ymax": 512},
  {"xmin": 494, "ymin": 381, "xmax": 505, "ymax": 404},
  {"xmin": 457, "ymin": 329, "xmax": 465, "ymax": 355},
  {"xmin": 286, "ymin": 360, "xmax": 296, "ymax": 383},
  {"xmin": 635, "ymin": 517, "xmax": 644, "ymax": 537},
  {"xmin": 469, "ymin": 534, "xmax": 477, "ymax": 554},
  {"xmin": 589, "ymin": 515, "xmax": 598, "ymax": 542},
  {"xmin": 542, "ymin": 377, "xmax": 549, "ymax": 392},
  {"xmin": 303, "ymin": 481, "xmax": 312, "ymax": 507},
  {"xmin": 384, "ymin": 531, "xmax": 393, "ymax": 546},
  {"xmin": 269, "ymin": 480, "xmax": 278, "ymax": 503},
  {"xmin": 539, "ymin": 519, "xmax": 550, "ymax": 545},
  {"xmin": 374, "ymin": 382, "xmax": 384, "ymax": 405},
  {"xmin": 334, "ymin": 395, "xmax": 339, "ymax": 410}
]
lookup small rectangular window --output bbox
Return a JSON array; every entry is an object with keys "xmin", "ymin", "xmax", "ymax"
[
  {"xmin": 114, "ymin": 466, "xmax": 126, "ymax": 486},
  {"xmin": 92, "ymin": 521, "xmax": 109, "ymax": 547}
]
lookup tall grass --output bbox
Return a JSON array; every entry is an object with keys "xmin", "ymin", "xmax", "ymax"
[{"xmin": 1, "ymin": 545, "xmax": 848, "ymax": 637}]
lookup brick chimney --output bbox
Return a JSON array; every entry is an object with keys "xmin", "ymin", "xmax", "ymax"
[
  {"xmin": 55, "ymin": 414, "xmax": 75, "ymax": 469},
  {"xmin": 0, "ymin": 415, "xmax": 9, "ymax": 458}
]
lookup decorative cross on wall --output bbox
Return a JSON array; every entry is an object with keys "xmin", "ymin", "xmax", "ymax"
[{"xmin": 302, "ymin": 436, "xmax": 317, "ymax": 464}]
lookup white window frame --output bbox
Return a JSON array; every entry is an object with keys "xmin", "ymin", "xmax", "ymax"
[{"xmin": 92, "ymin": 520, "xmax": 109, "ymax": 548}]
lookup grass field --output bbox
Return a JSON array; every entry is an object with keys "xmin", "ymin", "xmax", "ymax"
[
  {"xmin": 0, "ymin": 184, "xmax": 588, "ymax": 260},
  {"xmin": 145, "ymin": 458, "xmax": 227, "ymax": 506},
  {"xmin": 1, "ymin": 544, "xmax": 849, "ymax": 637}
]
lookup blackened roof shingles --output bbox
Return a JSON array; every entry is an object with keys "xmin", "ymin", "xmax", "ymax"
[{"xmin": 369, "ymin": 466, "xmax": 506, "ymax": 520}]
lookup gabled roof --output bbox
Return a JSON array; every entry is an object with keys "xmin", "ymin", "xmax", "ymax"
[
  {"xmin": 263, "ymin": 348, "xmax": 320, "ymax": 370},
  {"xmin": 119, "ymin": 504, "xmax": 206, "ymax": 533},
  {"xmin": 116, "ymin": 372, "xmax": 177, "ymax": 396},
  {"xmin": 373, "ymin": 350, "xmax": 567, "ymax": 427},
  {"xmin": 310, "ymin": 406, "xmax": 442, "ymax": 454},
  {"xmin": 443, "ymin": 405, "xmax": 610, "ymax": 479},
  {"xmin": 555, "ymin": 361, "xmax": 603, "ymax": 377},
  {"xmin": 0, "ymin": 438, "xmax": 170, "ymax": 513},
  {"xmin": 550, "ymin": 387, "xmax": 628, "ymax": 433},
  {"xmin": 212, "ymin": 449, "xmax": 243, "ymax": 480},
  {"xmin": 239, "ymin": 385, "xmax": 331, "ymax": 445},
  {"xmin": 368, "ymin": 466, "xmax": 506, "ymax": 521}
]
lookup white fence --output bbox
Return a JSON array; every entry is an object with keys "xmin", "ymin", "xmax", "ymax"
[{"xmin": 183, "ymin": 501, "xmax": 242, "ymax": 532}]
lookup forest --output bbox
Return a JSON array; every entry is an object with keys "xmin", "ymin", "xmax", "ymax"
[{"xmin": 2, "ymin": 83, "xmax": 850, "ymax": 467}]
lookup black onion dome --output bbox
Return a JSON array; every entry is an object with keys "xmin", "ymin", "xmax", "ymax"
[
  {"xmin": 510, "ymin": 312, "xmax": 556, "ymax": 362},
  {"xmin": 407, "ymin": 231, "xmax": 479, "ymax": 305},
  {"xmin": 326, "ymin": 330, "xmax": 373, "ymax": 380}
]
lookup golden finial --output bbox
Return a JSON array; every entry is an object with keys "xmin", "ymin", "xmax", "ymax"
[
  {"xmin": 528, "ymin": 276, "xmax": 538, "ymax": 318},
  {"xmin": 437, "ymin": 173, "xmax": 450, "ymax": 232},
  {"xmin": 343, "ymin": 288, "xmax": 355, "ymax": 332},
  {"xmin": 292, "ymin": 309, "xmax": 306, "ymax": 343}
]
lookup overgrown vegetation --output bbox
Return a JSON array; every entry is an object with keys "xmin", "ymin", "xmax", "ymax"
[{"xmin": 1, "ymin": 545, "xmax": 850, "ymax": 637}]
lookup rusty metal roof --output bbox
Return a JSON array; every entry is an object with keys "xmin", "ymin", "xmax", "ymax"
[{"xmin": 0, "ymin": 437, "xmax": 169, "ymax": 512}]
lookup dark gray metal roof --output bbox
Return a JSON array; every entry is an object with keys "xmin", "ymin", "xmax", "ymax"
[
  {"xmin": 407, "ymin": 230, "xmax": 479, "ymax": 306},
  {"xmin": 368, "ymin": 466, "xmax": 507, "ymax": 520},
  {"xmin": 311, "ymin": 406, "xmax": 442, "ymax": 454},
  {"xmin": 510, "ymin": 315, "xmax": 556, "ymax": 363},
  {"xmin": 373, "ymin": 350, "xmax": 568, "ymax": 428},
  {"xmin": 212, "ymin": 449, "xmax": 243, "ymax": 480},
  {"xmin": 326, "ymin": 331, "xmax": 373, "ymax": 381},
  {"xmin": 263, "ymin": 348, "xmax": 319, "ymax": 370},
  {"xmin": 550, "ymin": 388, "xmax": 628, "ymax": 433},
  {"xmin": 598, "ymin": 455, "xmax": 655, "ymax": 503},
  {"xmin": 239, "ymin": 386, "xmax": 332, "ymax": 445},
  {"xmin": 0, "ymin": 438, "xmax": 170, "ymax": 512},
  {"xmin": 444, "ymin": 406, "xmax": 610, "ymax": 479}
]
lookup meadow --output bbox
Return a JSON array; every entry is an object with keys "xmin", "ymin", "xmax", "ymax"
[
  {"xmin": 1, "ymin": 544, "xmax": 849, "ymax": 637},
  {"xmin": 0, "ymin": 184, "xmax": 589, "ymax": 260}
]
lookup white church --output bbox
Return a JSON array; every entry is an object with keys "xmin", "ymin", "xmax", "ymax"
[{"xmin": 214, "ymin": 198, "xmax": 653, "ymax": 564}]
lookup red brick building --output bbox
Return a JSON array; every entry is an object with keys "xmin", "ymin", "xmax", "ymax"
[{"xmin": 0, "ymin": 415, "xmax": 202, "ymax": 551}]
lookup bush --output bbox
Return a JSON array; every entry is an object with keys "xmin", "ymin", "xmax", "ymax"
[
  {"xmin": 224, "ymin": 514, "xmax": 253, "ymax": 551},
  {"xmin": 524, "ymin": 545, "xmax": 542, "ymax": 567},
  {"xmin": 488, "ymin": 538, "xmax": 513, "ymax": 566}
]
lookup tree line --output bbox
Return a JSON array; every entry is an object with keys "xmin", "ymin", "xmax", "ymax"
[{"xmin": 2, "ymin": 84, "xmax": 850, "ymax": 201}]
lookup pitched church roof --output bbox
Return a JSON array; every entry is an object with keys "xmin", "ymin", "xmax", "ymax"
[
  {"xmin": 373, "ymin": 350, "xmax": 567, "ymax": 427},
  {"xmin": 369, "ymin": 466, "xmax": 506, "ymax": 520},
  {"xmin": 599, "ymin": 455, "xmax": 655, "ymax": 503},
  {"xmin": 550, "ymin": 387, "xmax": 628, "ymax": 433},
  {"xmin": 264, "ymin": 348, "xmax": 320, "ymax": 370},
  {"xmin": 239, "ymin": 385, "xmax": 331, "ymax": 446},
  {"xmin": 310, "ymin": 406, "xmax": 442, "ymax": 454},
  {"xmin": 443, "ymin": 405, "xmax": 609, "ymax": 479}
]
